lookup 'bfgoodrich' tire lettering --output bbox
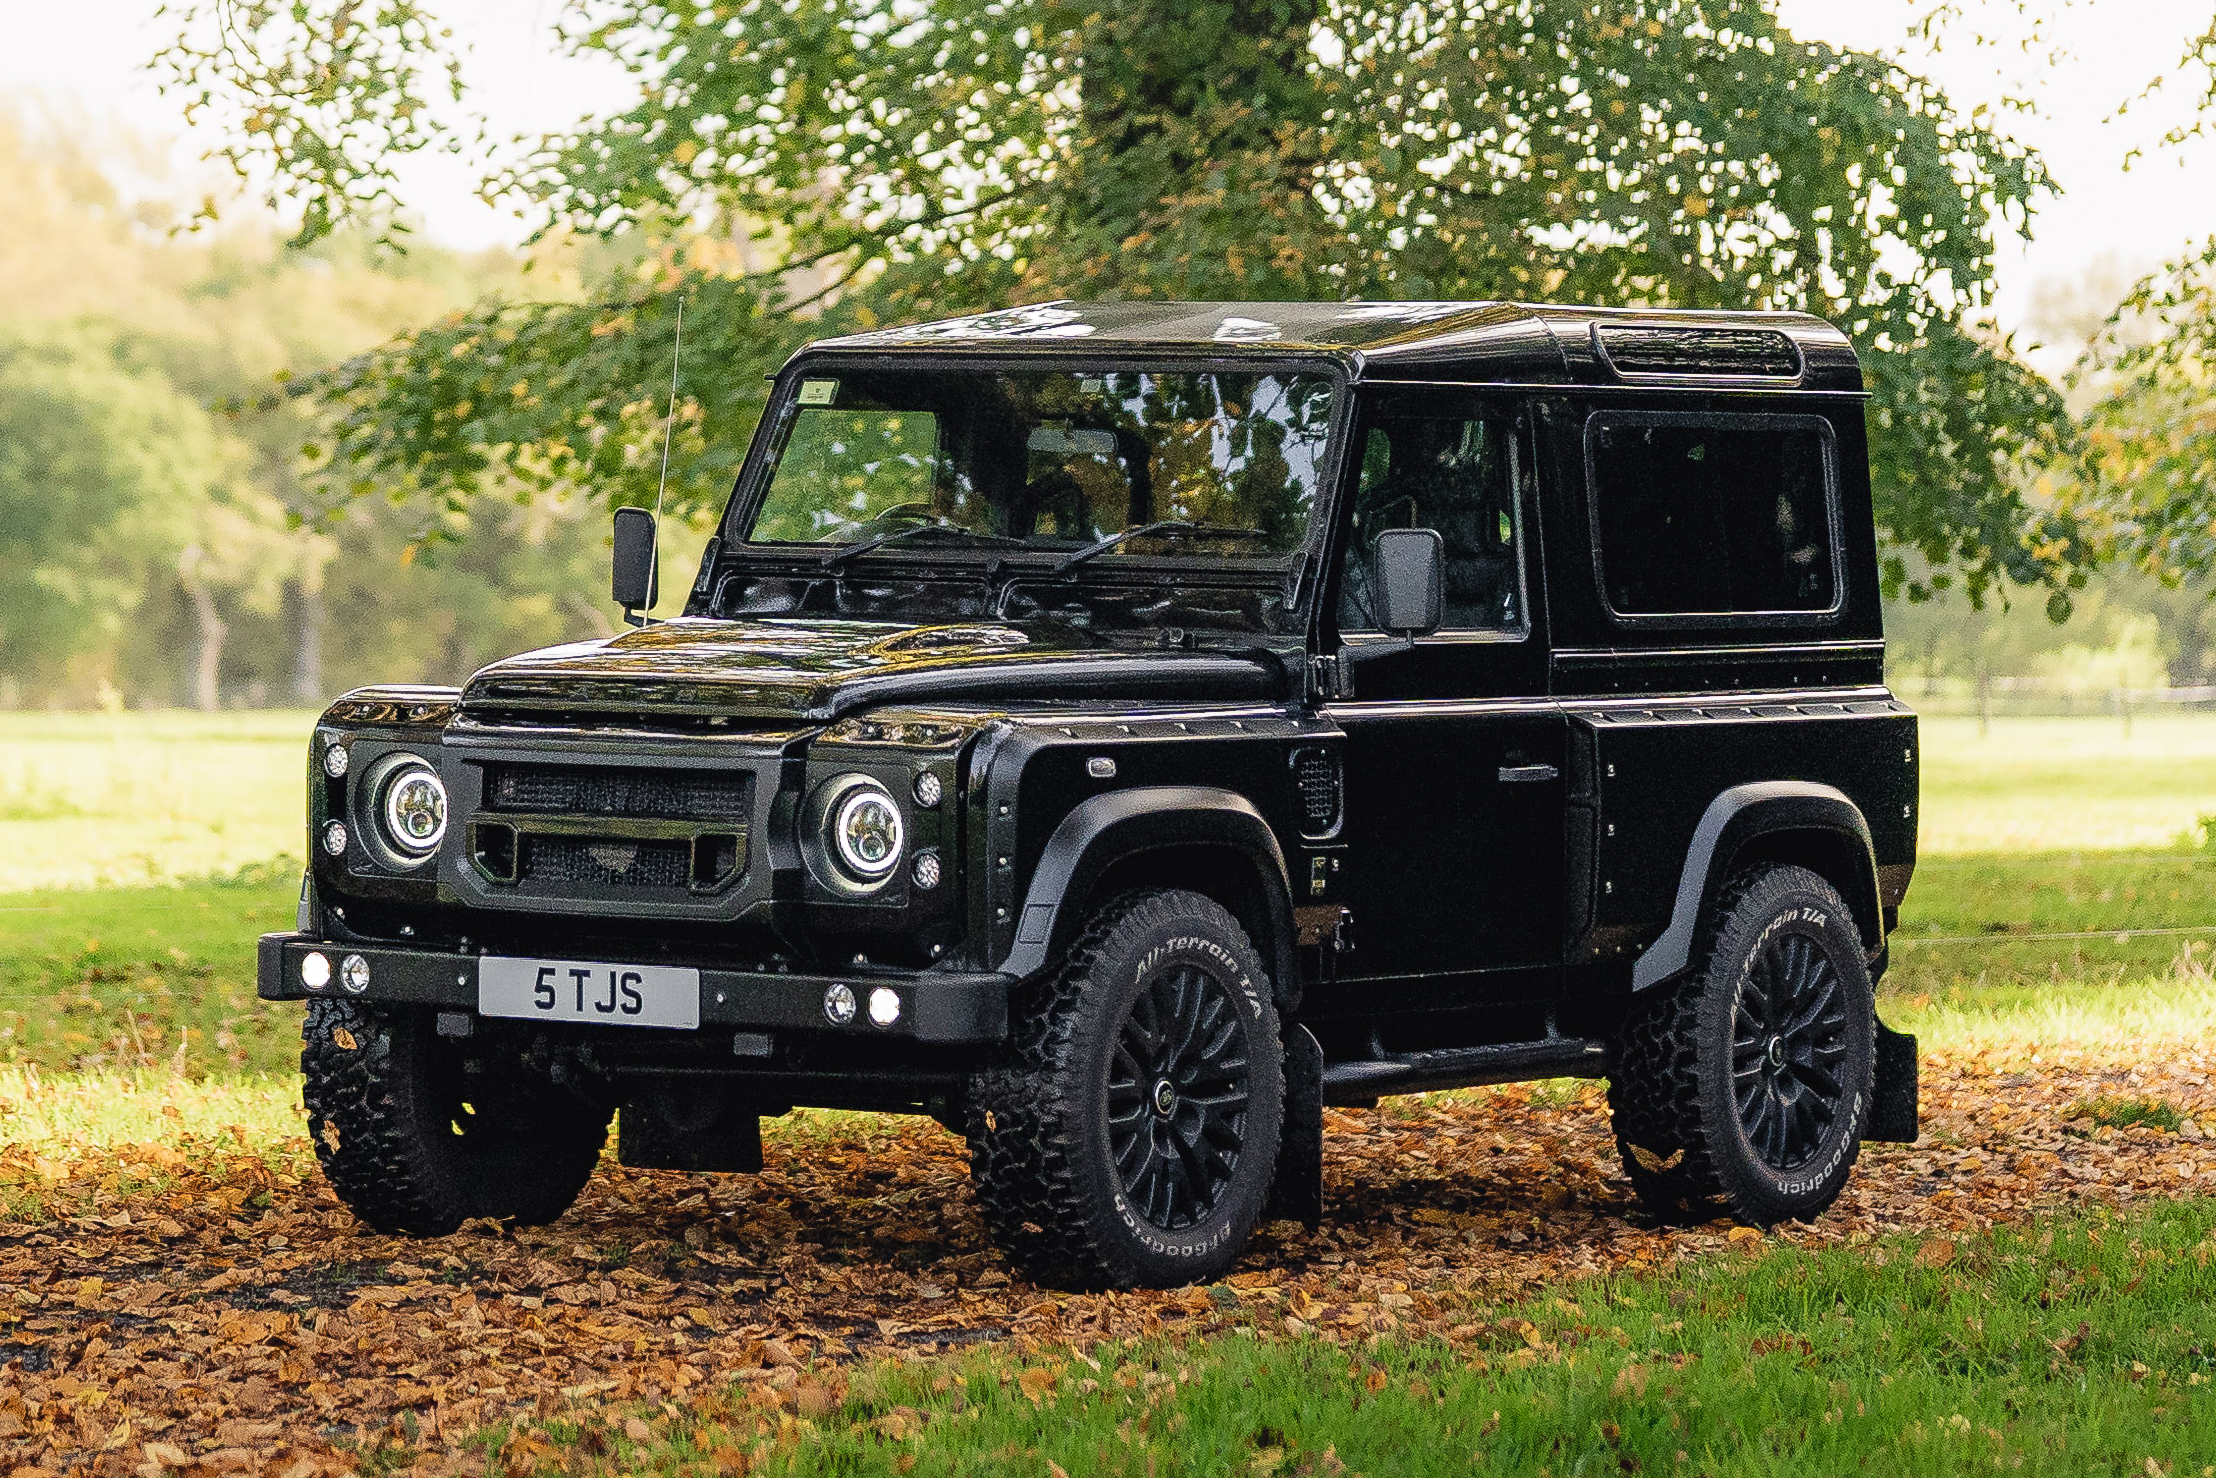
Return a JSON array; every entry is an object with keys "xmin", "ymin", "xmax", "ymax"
[{"xmin": 966, "ymin": 890, "xmax": 1285, "ymax": 1290}]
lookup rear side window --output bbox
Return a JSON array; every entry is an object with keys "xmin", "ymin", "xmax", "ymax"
[{"xmin": 1586, "ymin": 412, "xmax": 1840, "ymax": 619}]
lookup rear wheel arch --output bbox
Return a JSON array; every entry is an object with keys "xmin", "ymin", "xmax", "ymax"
[{"xmin": 1633, "ymin": 783, "xmax": 1881, "ymax": 993}]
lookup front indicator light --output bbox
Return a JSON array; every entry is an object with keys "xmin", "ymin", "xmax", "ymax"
[
  {"xmin": 322, "ymin": 821, "xmax": 348, "ymax": 857},
  {"xmin": 322, "ymin": 742, "xmax": 349, "ymax": 778},
  {"xmin": 823, "ymin": 983, "xmax": 857, "ymax": 1025},
  {"xmin": 868, "ymin": 987, "xmax": 902, "ymax": 1028},
  {"xmin": 300, "ymin": 951, "xmax": 331, "ymax": 990},
  {"xmin": 911, "ymin": 852, "xmax": 941, "ymax": 890},
  {"xmin": 340, "ymin": 954, "xmax": 370, "ymax": 994}
]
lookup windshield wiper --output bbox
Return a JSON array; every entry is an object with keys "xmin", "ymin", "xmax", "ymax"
[
  {"xmin": 1046, "ymin": 520, "xmax": 1268, "ymax": 576},
  {"xmin": 818, "ymin": 522, "xmax": 1023, "ymax": 572}
]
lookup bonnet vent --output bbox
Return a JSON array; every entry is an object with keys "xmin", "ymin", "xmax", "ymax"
[{"xmin": 1593, "ymin": 323, "xmax": 1803, "ymax": 380}]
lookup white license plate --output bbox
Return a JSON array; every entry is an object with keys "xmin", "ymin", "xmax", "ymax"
[{"xmin": 478, "ymin": 957, "xmax": 700, "ymax": 1029}]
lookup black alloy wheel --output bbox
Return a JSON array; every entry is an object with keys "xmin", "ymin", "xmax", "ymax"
[
  {"xmin": 967, "ymin": 889, "xmax": 1285, "ymax": 1290},
  {"xmin": 1732, "ymin": 928, "xmax": 1852, "ymax": 1171},
  {"xmin": 1609, "ymin": 864, "xmax": 1875, "ymax": 1226},
  {"xmin": 1107, "ymin": 963, "xmax": 1254, "ymax": 1231}
]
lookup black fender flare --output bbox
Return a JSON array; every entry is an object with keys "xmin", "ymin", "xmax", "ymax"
[
  {"xmin": 1632, "ymin": 781, "xmax": 1882, "ymax": 993},
  {"xmin": 996, "ymin": 786, "xmax": 1299, "ymax": 1005}
]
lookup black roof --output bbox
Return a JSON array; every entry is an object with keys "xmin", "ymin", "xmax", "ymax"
[{"xmin": 801, "ymin": 300, "xmax": 1862, "ymax": 393}]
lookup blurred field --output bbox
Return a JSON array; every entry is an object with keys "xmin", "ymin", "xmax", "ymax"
[
  {"xmin": 0, "ymin": 710, "xmax": 316, "ymax": 890},
  {"xmin": 0, "ymin": 710, "xmax": 2211, "ymax": 1081},
  {"xmin": 1916, "ymin": 714, "xmax": 2216, "ymax": 854},
  {"xmin": 0, "ymin": 711, "xmax": 2206, "ymax": 892}
]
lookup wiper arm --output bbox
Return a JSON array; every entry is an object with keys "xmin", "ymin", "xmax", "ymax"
[
  {"xmin": 1047, "ymin": 520, "xmax": 1267, "ymax": 576},
  {"xmin": 818, "ymin": 522, "xmax": 1022, "ymax": 572}
]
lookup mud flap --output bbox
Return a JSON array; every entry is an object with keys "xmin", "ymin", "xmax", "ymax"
[
  {"xmin": 1266, "ymin": 1023, "xmax": 1324, "ymax": 1228},
  {"xmin": 1866, "ymin": 1019, "xmax": 1918, "ymax": 1143},
  {"xmin": 618, "ymin": 1086, "xmax": 764, "ymax": 1173}
]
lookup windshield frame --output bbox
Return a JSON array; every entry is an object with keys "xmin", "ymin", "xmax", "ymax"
[{"xmin": 708, "ymin": 350, "xmax": 1357, "ymax": 596}]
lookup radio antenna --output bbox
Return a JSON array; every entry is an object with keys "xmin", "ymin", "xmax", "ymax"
[{"xmin": 652, "ymin": 294, "xmax": 685, "ymax": 532}]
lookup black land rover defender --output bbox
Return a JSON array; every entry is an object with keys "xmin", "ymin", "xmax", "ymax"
[{"xmin": 260, "ymin": 300, "xmax": 1919, "ymax": 1289}]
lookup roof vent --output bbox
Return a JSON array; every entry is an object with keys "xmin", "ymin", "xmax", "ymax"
[{"xmin": 1593, "ymin": 323, "xmax": 1803, "ymax": 380}]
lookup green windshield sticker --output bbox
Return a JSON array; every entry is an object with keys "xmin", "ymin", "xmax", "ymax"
[{"xmin": 797, "ymin": 378, "xmax": 838, "ymax": 406}]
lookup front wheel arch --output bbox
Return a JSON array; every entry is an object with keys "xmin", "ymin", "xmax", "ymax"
[{"xmin": 998, "ymin": 787, "xmax": 1299, "ymax": 1008}]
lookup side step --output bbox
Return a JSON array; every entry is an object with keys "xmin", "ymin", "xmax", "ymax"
[{"xmin": 1320, "ymin": 1036, "xmax": 1611, "ymax": 1106}]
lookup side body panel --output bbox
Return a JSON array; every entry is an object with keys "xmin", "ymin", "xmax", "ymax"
[{"xmin": 1562, "ymin": 700, "xmax": 1919, "ymax": 974}]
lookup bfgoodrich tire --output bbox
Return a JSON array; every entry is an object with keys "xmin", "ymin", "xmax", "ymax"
[
  {"xmin": 1609, "ymin": 865, "xmax": 1875, "ymax": 1226},
  {"xmin": 967, "ymin": 890, "xmax": 1284, "ymax": 1290},
  {"xmin": 303, "ymin": 999, "xmax": 610, "ymax": 1237}
]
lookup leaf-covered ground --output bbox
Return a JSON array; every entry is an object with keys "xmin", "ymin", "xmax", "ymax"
[{"xmin": 4, "ymin": 1048, "xmax": 2215, "ymax": 1476}]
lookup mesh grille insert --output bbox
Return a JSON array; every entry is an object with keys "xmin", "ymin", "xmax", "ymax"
[
  {"xmin": 1293, "ymin": 749, "xmax": 1340, "ymax": 835},
  {"xmin": 485, "ymin": 764, "xmax": 752, "ymax": 822},
  {"xmin": 1595, "ymin": 324, "xmax": 1802, "ymax": 379},
  {"xmin": 521, "ymin": 835, "xmax": 692, "ymax": 891}
]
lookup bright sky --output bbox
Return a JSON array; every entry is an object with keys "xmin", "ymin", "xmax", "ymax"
[{"xmin": 3, "ymin": 0, "xmax": 2212, "ymax": 352}]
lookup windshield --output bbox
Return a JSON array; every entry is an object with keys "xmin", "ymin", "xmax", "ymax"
[{"xmin": 738, "ymin": 367, "xmax": 1338, "ymax": 563}]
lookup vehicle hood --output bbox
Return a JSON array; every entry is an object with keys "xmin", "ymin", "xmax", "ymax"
[{"xmin": 460, "ymin": 617, "xmax": 1292, "ymax": 722}]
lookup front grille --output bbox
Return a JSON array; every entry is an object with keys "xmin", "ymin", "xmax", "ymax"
[
  {"xmin": 1293, "ymin": 748, "xmax": 1340, "ymax": 836},
  {"xmin": 521, "ymin": 835, "xmax": 693, "ymax": 891},
  {"xmin": 485, "ymin": 763, "xmax": 751, "ymax": 822}
]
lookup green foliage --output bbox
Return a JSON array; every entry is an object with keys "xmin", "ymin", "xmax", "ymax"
[
  {"xmin": 0, "ymin": 329, "xmax": 238, "ymax": 699},
  {"xmin": 152, "ymin": 0, "xmax": 467, "ymax": 250},
  {"xmin": 172, "ymin": 1, "xmax": 2079, "ymax": 596}
]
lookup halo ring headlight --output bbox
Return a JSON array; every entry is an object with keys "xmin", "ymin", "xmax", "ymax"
[
  {"xmin": 368, "ymin": 756, "xmax": 447, "ymax": 862},
  {"xmin": 830, "ymin": 779, "xmax": 904, "ymax": 882}
]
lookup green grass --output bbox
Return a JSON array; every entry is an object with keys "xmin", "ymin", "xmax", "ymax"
[
  {"xmin": 0, "ymin": 1064, "xmax": 301, "ymax": 1156},
  {"xmin": 0, "ymin": 709, "xmax": 317, "ymax": 890},
  {"xmin": 479, "ymin": 1197, "xmax": 2216, "ymax": 1477},
  {"xmin": 1917, "ymin": 715, "xmax": 2216, "ymax": 855},
  {"xmin": 0, "ymin": 861, "xmax": 300, "ymax": 1075}
]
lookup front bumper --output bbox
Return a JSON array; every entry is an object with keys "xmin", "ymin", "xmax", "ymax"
[{"xmin": 256, "ymin": 932, "xmax": 1012, "ymax": 1044}]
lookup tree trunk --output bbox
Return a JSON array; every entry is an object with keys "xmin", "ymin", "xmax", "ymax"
[
  {"xmin": 178, "ymin": 546, "xmax": 227, "ymax": 712},
  {"xmin": 290, "ymin": 581, "xmax": 326, "ymax": 704}
]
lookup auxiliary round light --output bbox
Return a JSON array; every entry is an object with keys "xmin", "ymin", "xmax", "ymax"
[
  {"xmin": 378, "ymin": 761, "xmax": 448, "ymax": 858},
  {"xmin": 322, "ymin": 820, "xmax": 349, "ymax": 857},
  {"xmin": 300, "ymin": 951, "xmax": 332, "ymax": 990},
  {"xmin": 823, "ymin": 982, "xmax": 858, "ymax": 1026},
  {"xmin": 340, "ymin": 953, "xmax": 371, "ymax": 994},
  {"xmin": 911, "ymin": 771, "xmax": 943, "ymax": 808},
  {"xmin": 911, "ymin": 851, "xmax": 941, "ymax": 890},
  {"xmin": 322, "ymin": 743, "xmax": 349, "ymax": 779},
  {"xmin": 867, "ymin": 987, "xmax": 902, "ymax": 1029},
  {"xmin": 828, "ymin": 779, "xmax": 903, "ymax": 882}
]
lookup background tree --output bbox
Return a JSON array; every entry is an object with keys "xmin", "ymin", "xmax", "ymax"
[{"xmin": 161, "ymin": 0, "xmax": 2080, "ymax": 604}]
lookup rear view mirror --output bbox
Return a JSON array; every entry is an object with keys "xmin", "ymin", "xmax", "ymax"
[
  {"xmin": 1373, "ymin": 527, "xmax": 1443, "ymax": 637},
  {"xmin": 612, "ymin": 506, "xmax": 659, "ymax": 625}
]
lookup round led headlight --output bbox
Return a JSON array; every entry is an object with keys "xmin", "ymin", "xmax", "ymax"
[
  {"xmin": 376, "ymin": 760, "xmax": 447, "ymax": 860},
  {"xmin": 827, "ymin": 778, "xmax": 903, "ymax": 884}
]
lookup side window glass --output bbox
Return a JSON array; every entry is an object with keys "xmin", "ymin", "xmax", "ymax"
[
  {"xmin": 1587, "ymin": 413, "xmax": 1839, "ymax": 617},
  {"xmin": 1339, "ymin": 413, "xmax": 1524, "ymax": 635}
]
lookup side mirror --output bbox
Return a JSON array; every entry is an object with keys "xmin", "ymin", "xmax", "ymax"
[
  {"xmin": 612, "ymin": 506, "xmax": 659, "ymax": 625},
  {"xmin": 1372, "ymin": 527, "xmax": 1443, "ymax": 637}
]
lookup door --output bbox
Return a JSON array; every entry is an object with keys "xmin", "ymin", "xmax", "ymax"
[{"xmin": 1323, "ymin": 389, "xmax": 1565, "ymax": 986}]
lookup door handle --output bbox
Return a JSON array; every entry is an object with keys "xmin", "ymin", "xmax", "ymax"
[{"xmin": 1497, "ymin": 763, "xmax": 1560, "ymax": 784}]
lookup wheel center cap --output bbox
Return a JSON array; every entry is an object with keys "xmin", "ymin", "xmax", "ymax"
[
  {"xmin": 1766, "ymin": 1036, "xmax": 1787, "ymax": 1069},
  {"xmin": 1152, "ymin": 1079, "xmax": 1179, "ymax": 1117}
]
